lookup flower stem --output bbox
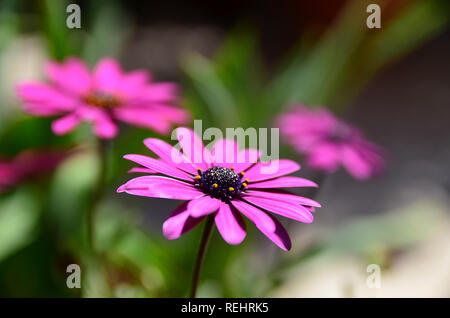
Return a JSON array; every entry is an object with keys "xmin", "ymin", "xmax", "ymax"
[
  {"xmin": 189, "ymin": 215, "xmax": 215, "ymax": 298},
  {"xmin": 87, "ymin": 139, "xmax": 108, "ymax": 253}
]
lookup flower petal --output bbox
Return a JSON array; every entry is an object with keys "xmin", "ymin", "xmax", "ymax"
[
  {"xmin": 244, "ymin": 159, "xmax": 300, "ymax": 182},
  {"xmin": 176, "ymin": 127, "xmax": 211, "ymax": 170},
  {"xmin": 113, "ymin": 107, "xmax": 172, "ymax": 134},
  {"xmin": 116, "ymin": 70, "xmax": 149, "ymax": 97},
  {"xmin": 93, "ymin": 112, "xmax": 118, "ymax": 139},
  {"xmin": 141, "ymin": 83, "xmax": 178, "ymax": 102},
  {"xmin": 341, "ymin": 145, "xmax": 373, "ymax": 180},
  {"xmin": 243, "ymin": 190, "xmax": 321, "ymax": 208},
  {"xmin": 117, "ymin": 176, "xmax": 202, "ymax": 200},
  {"xmin": 243, "ymin": 196, "xmax": 313, "ymax": 223},
  {"xmin": 306, "ymin": 142, "xmax": 341, "ymax": 173},
  {"xmin": 162, "ymin": 202, "xmax": 204, "ymax": 240},
  {"xmin": 123, "ymin": 154, "xmax": 193, "ymax": 181},
  {"xmin": 143, "ymin": 138, "xmax": 197, "ymax": 175},
  {"xmin": 51, "ymin": 113, "xmax": 81, "ymax": 135},
  {"xmin": 211, "ymin": 139, "xmax": 239, "ymax": 168},
  {"xmin": 17, "ymin": 83, "xmax": 76, "ymax": 114},
  {"xmin": 259, "ymin": 215, "xmax": 292, "ymax": 251},
  {"xmin": 215, "ymin": 202, "xmax": 246, "ymax": 245},
  {"xmin": 248, "ymin": 176, "xmax": 317, "ymax": 189},
  {"xmin": 45, "ymin": 57, "xmax": 91, "ymax": 95},
  {"xmin": 234, "ymin": 149, "xmax": 261, "ymax": 173},
  {"xmin": 128, "ymin": 167, "xmax": 156, "ymax": 174},
  {"xmin": 187, "ymin": 196, "xmax": 221, "ymax": 217},
  {"xmin": 93, "ymin": 58, "xmax": 122, "ymax": 92},
  {"xmin": 231, "ymin": 200, "xmax": 276, "ymax": 233}
]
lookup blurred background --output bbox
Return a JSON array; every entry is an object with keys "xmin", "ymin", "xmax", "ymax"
[{"xmin": 0, "ymin": 0, "xmax": 449, "ymax": 297}]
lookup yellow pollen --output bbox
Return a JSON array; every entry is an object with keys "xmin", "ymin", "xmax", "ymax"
[
  {"xmin": 229, "ymin": 187, "xmax": 234, "ymax": 191},
  {"xmin": 245, "ymin": 178, "xmax": 249, "ymax": 183},
  {"xmin": 242, "ymin": 183, "xmax": 247, "ymax": 188},
  {"xmin": 240, "ymin": 171, "xmax": 245, "ymax": 176},
  {"xmin": 231, "ymin": 166, "xmax": 235, "ymax": 170},
  {"xmin": 213, "ymin": 183, "xmax": 218, "ymax": 188},
  {"xmin": 195, "ymin": 175, "xmax": 201, "ymax": 180}
]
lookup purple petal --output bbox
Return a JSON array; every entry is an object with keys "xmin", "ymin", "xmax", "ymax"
[
  {"xmin": 113, "ymin": 107, "xmax": 172, "ymax": 134},
  {"xmin": 143, "ymin": 138, "xmax": 197, "ymax": 175},
  {"xmin": 17, "ymin": 83, "xmax": 77, "ymax": 114},
  {"xmin": 306, "ymin": 142, "xmax": 341, "ymax": 173},
  {"xmin": 117, "ymin": 176, "xmax": 202, "ymax": 200},
  {"xmin": 231, "ymin": 200, "xmax": 276, "ymax": 233},
  {"xmin": 128, "ymin": 167, "xmax": 156, "ymax": 174},
  {"xmin": 116, "ymin": 70, "xmax": 149, "ymax": 98},
  {"xmin": 244, "ymin": 159, "xmax": 300, "ymax": 182},
  {"xmin": 93, "ymin": 111, "xmax": 118, "ymax": 139},
  {"xmin": 243, "ymin": 190, "xmax": 321, "ymax": 208},
  {"xmin": 248, "ymin": 176, "xmax": 317, "ymax": 189},
  {"xmin": 259, "ymin": 215, "xmax": 292, "ymax": 251},
  {"xmin": 243, "ymin": 196, "xmax": 313, "ymax": 223},
  {"xmin": 214, "ymin": 202, "xmax": 246, "ymax": 245},
  {"xmin": 341, "ymin": 145, "xmax": 373, "ymax": 180},
  {"xmin": 211, "ymin": 139, "xmax": 239, "ymax": 168},
  {"xmin": 176, "ymin": 127, "xmax": 212, "ymax": 170},
  {"xmin": 148, "ymin": 104, "xmax": 190, "ymax": 124},
  {"xmin": 51, "ymin": 113, "xmax": 81, "ymax": 135},
  {"xmin": 141, "ymin": 83, "xmax": 178, "ymax": 102},
  {"xmin": 187, "ymin": 196, "xmax": 221, "ymax": 217},
  {"xmin": 93, "ymin": 58, "xmax": 122, "ymax": 92},
  {"xmin": 163, "ymin": 202, "xmax": 204, "ymax": 240},
  {"xmin": 234, "ymin": 149, "xmax": 261, "ymax": 173},
  {"xmin": 45, "ymin": 58, "xmax": 91, "ymax": 95},
  {"xmin": 123, "ymin": 154, "xmax": 193, "ymax": 181}
]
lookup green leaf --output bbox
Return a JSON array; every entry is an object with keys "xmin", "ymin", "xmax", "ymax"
[{"xmin": 0, "ymin": 190, "xmax": 40, "ymax": 261}]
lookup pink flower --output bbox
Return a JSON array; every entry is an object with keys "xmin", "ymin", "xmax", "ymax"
[
  {"xmin": 117, "ymin": 127, "xmax": 320, "ymax": 250},
  {"xmin": 276, "ymin": 104, "xmax": 385, "ymax": 180},
  {"xmin": 0, "ymin": 149, "xmax": 69, "ymax": 192},
  {"xmin": 17, "ymin": 57, "xmax": 190, "ymax": 139}
]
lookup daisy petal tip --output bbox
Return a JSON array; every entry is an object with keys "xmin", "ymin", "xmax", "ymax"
[{"xmin": 116, "ymin": 185, "xmax": 126, "ymax": 193}]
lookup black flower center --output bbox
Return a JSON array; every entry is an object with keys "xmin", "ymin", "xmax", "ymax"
[
  {"xmin": 84, "ymin": 91, "xmax": 121, "ymax": 108},
  {"xmin": 194, "ymin": 166, "xmax": 248, "ymax": 202}
]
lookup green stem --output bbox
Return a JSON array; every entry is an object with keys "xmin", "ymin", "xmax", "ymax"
[
  {"xmin": 189, "ymin": 215, "xmax": 215, "ymax": 298},
  {"xmin": 87, "ymin": 139, "xmax": 108, "ymax": 253}
]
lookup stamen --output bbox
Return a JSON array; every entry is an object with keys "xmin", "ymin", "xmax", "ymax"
[
  {"xmin": 194, "ymin": 166, "xmax": 246, "ymax": 201},
  {"xmin": 84, "ymin": 91, "xmax": 121, "ymax": 108}
]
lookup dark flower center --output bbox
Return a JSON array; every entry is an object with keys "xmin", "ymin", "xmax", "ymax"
[
  {"xmin": 194, "ymin": 166, "xmax": 248, "ymax": 202},
  {"xmin": 329, "ymin": 122, "xmax": 352, "ymax": 142},
  {"xmin": 83, "ymin": 92, "xmax": 121, "ymax": 108}
]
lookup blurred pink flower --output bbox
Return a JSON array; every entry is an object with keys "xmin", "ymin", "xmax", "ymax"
[
  {"xmin": 0, "ymin": 149, "xmax": 69, "ymax": 192},
  {"xmin": 117, "ymin": 127, "xmax": 320, "ymax": 250},
  {"xmin": 276, "ymin": 104, "xmax": 385, "ymax": 180},
  {"xmin": 17, "ymin": 57, "xmax": 190, "ymax": 139}
]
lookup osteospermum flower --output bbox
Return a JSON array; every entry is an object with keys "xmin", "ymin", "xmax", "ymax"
[
  {"xmin": 117, "ymin": 127, "xmax": 320, "ymax": 250},
  {"xmin": 17, "ymin": 57, "xmax": 190, "ymax": 138},
  {"xmin": 276, "ymin": 104, "xmax": 385, "ymax": 180}
]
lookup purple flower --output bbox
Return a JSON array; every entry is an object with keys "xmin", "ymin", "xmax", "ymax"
[
  {"xmin": 276, "ymin": 104, "xmax": 385, "ymax": 180},
  {"xmin": 17, "ymin": 57, "xmax": 190, "ymax": 139},
  {"xmin": 117, "ymin": 127, "xmax": 320, "ymax": 250}
]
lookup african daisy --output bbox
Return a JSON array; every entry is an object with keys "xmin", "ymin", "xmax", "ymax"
[
  {"xmin": 17, "ymin": 57, "xmax": 190, "ymax": 138},
  {"xmin": 117, "ymin": 127, "xmax": 320, "ymax": 250}
]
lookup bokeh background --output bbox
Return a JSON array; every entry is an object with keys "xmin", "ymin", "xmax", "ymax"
[{"xmin": 0, "ymin": 0, "xmax": 449, "ymax": 297}]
